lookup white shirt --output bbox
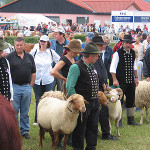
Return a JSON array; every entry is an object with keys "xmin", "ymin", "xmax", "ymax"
[
  {"xmin": 24, "ymin": 30, "xmax": 31, "ymax": 36},
  {"xmin": 30, "ymin": 47, "xmax": 60, "ymax": 85},
  {"xmin": 110, "ymin": 51, "xmax": 137, "ymax": 74}
]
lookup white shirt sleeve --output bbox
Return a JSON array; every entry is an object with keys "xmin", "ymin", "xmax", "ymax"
[
  {"xmin": 134, "ymin": 60, "xmax": 137, "ymax": 70},
  {"xmin": 110, "ymin": 52, "xmax": 119, "ymax": 74},
  {"xmin": 51, "ymin": 49, "xmax": 60, "ymax": 64},
  {"xmin": 6, "ymin": 59, "xmax": 13, "ymax": 101}
]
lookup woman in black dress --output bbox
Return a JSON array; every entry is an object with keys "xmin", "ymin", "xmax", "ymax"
[{"xmin": 51, "ymin": 39, "xmax": 83, "ymax": 83}]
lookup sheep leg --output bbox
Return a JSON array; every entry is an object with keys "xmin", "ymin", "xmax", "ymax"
[
  {"xmin": 109, "ymin": 118, "xmax": 112, "ymax": 134},
  {"xmin": 54, "ymin": 132, "xmax": 59, "ymax": 150},
  {"xmin": 115, "ymin": 118, "xmax": 121, "ymax": 137},
  {"xmin": 49, "ymin": 129, "xmax": 55, "ymax": 147},
  {"xmin": 39, "ymin": 125, "xmax": 44, "ymax": 148},
  {"xmin": 145, "ymin": 107, "xmax": 150, "ymax": 122},
  {"xmin": 140, "ymin": 108, "xmax": 144, "ymax": 124},
  {"xmin": 62, "ymin": 134, "xmax": 69, "ymax": 150}
]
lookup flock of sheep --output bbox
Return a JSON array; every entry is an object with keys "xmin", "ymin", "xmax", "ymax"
[{"xmin": 37, "ymin": 80, "xmax": 150, "ymax": 150}]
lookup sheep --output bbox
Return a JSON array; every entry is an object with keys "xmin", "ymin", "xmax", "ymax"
[
  {"xmin": 37, "ymin": 93, "xmax": 88, "ymax": 150},
  {"xmin": 104, "ymin": 87, "xmax": 123, "ymax": 137},
  {"xmin": 135, "ymin": 81, "xmax": 150, "ymax": 125}
]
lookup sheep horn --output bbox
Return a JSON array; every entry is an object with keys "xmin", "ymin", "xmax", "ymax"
[{"xmin": 115, "ymin": 88, "xmax": 123, "ymax": 100}]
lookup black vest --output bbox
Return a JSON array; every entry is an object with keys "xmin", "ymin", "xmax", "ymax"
[
  {"xmin": 75, "ymin": 59, "xmax": 99, "ymax": 102},
  {"xmin": 0, "ymin": 57, "xmax": 11, "ymax": 101},
  {"xmin": 116, "ymin": 47, "xmax": 135, "ymax": 84}
]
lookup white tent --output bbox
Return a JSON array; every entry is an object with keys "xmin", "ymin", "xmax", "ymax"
[{"xmin": 8, "ymin": 14, "xmax": 56, "ymax": 27}]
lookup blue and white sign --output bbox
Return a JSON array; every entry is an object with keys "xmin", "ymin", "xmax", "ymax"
[
  {"xmin": 112, "ymin": 16, "xmax": 133, "ymax": 22},
  {"xmin": 134, "ymin": 16, "xmax": 150, "ymax": 22}
]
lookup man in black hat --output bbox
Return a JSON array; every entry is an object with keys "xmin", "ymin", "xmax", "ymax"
[
  {"xmin": 92, "ymin": 35, "xmax": 119, "ymax": 140},
  {"xmin": 66, "ymin": 42, "xmax": 100, "ymax": 150},
  {"xmin": 0, "ymin": 37, "xmax": 13, "ymax": 104},
  {"xmin": 110, "ymin": 34, "xmax": 140, "ymax": 126}
]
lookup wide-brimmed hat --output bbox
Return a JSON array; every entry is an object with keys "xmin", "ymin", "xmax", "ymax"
[
  {"xmin": 122, "ymin": 34, "xmax": 135, "ymax": 43},
  {"xmin": 92, "ymin": 36, "xmax": 108, "ymax": 45},
  {"xmin": 81, "ymin": 42, "xmax": 100, "ymax": 54},
  {"xmin": 0, "ymin": 37, "xmax": 9, "ymax": 50},
  {"xmin": 63, "ymin": 39, "xmax": 83, "ymax": 52}
]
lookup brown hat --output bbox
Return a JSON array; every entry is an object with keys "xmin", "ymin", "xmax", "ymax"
[
  {"xmin": 64, "ymin": 39, "xmax": 83, "ymax": 52},
  {"xmin": 92, "ymin": 36, "xmax": 108, "ymax": 45}
]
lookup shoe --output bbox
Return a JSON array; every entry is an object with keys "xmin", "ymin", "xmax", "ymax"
[
  {"xmin": 127, "ymin": 116, "xmax": 141, "ymax": 126},
  {"xmin": 22, "ymin": 133, "xmax": 31, "ymax": 139},
  {"xmin": 32, "ymin": 122, "xmax": 38, "ymax": 126},
  {"xmin": 102, "ymin": 134, "xmax": 119, "ymax": 140}
]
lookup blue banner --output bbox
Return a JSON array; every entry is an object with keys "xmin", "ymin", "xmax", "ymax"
[
  {"xmin": 112, "ymin": 16, "xmax": 133, "ymax": 22},
  {"xmin": 134, "ymin": 16, "xmax": 150, "ymax": 22}
]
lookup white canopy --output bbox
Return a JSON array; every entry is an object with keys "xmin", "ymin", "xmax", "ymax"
[{"xmin": 8, "ymin": 14, "xmax": 56, "ymax": 27}]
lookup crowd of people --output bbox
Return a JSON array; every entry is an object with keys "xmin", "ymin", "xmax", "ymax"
[{"xmin": 0, "ymin": 22, "xmax": 150, "ymax": 150}]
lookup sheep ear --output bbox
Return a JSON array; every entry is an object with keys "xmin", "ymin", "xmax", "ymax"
[
  {"xmin": 84, "ymin": 100, "xmax": 89, "ymax": 104},
  {"xmin": 115, "ymin": 88, "xmax": 123, "ymax": 100}
]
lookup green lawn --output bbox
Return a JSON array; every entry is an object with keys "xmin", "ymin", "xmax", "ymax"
[{"xmin": 22, "ymin": 93, "xmax": 150, "ymax": 150}]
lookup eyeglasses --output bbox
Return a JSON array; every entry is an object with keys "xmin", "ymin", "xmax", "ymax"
[{"xmin": 40, "ymin": 40, "xmax": 47, "ymax": 42}]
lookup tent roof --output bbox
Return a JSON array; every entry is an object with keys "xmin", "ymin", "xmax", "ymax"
[{"xmin": 8, "ymin": 14, "xmax": 56, "ymax": 26}]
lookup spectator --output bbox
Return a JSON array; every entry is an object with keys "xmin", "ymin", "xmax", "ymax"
[
  {"xmin": 67, "ymin": 32, "xmax": 74, "ymax": 41},
  {"xmin": 24, "ymin": 27, "xmax": 31, "ymax": 37},
  {"xmin": 136, "ymin": 26, "xmax": 141, "ymax": 34},
  {"xmin": 143, "ymin": 25, "xmax": 148, "ymax": 35},
  {"xmin": 125, "ymin": 25, "xmax": 130, "ymax": 33},
  {"xmin": 50, "ymin": 26, "xmax": 69, "ymax": 91},
  {"xmin": 30, "ymin": 35, "xmax": 60, "ymax": 126},
  {"xmin": 6, "ymin": 37, "xmax": 36, "ymax": 139}
]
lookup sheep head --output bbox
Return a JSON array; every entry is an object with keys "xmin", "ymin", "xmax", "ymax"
[
  {"xmin": 115, "ymin": 88, "xmax": 123, "ymax": 100},
  {"xmin": 67, "ymin": 94, "xmax": 88, "ymax": 113},
  {"xmin": 97, "ymin": 91, "xmax": 109, "ymax": 106},
  {"xmin": 104, "ymin": 87, "xmax": 122, "ymax": 103}
]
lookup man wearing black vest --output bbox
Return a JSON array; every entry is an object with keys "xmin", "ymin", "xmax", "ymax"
[
  {"xmin": 110, "ymin": 35, "xmax": 140, "ymax": 126},
  {"xmin": 66, "ymin": 42, "xmax": 100, "ymax": 150},
  {"xmin": 0, "ymin": 37, "xmax": 13, "ymax": 104}
]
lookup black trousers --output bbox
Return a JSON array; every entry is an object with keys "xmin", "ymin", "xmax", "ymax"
[
  {"xmin": 99, "ymin": 105, "xmax": 110, "ymax": 137},
  {"xmin": 72, "ymin": 100, "xmax": 99, "ymax": 150},
  {"xmin": 120, "ymin": 83, "xmax": 135, "ymax": 108}
]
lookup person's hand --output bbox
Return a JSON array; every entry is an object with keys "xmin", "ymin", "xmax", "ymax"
[
  {"xmin": 63, "ymin": 78, "xmax": 67, "ymax": 84},
  {"xmin": 102, "ymin": 83, "xmax": 106, "ymax": 89},
  {"xmin": 146, "ymin": 77, "xmax": 150, "ymax": 82},
  {"xmin": 135, "ymin": 78, "xmax": 139, "ymax": 86},
  {"xmin": 113, "ymin": 79, "xmax": 119, "ymax": 87},
  {"xmin": 1, "ymin": 52, "xmax": 8, "ymax": 57}
]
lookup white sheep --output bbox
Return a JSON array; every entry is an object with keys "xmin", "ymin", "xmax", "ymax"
[
  {"xmin": 135, "ymin": 81, "xmax": 150, "ymax": 124},
  {"xmin": 37, "ymin": 93, "xmax": 88, "ymax": 150},
  {"xmin": 104, "ymin": 87, "xmax": 123, "ymax": 137}
]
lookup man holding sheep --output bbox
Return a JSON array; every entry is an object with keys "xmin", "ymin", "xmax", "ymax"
[
  {"xmin": 66, "ymin": 42, "xmax": 100, "ymax": 150},
  {"xmin": 110, "ymin": 35, "xmax": 140, "ymax": 126}
]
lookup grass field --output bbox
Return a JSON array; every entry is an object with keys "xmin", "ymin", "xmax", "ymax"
[{"xmin": 22, "ymin": 92, "xmax": 150, "ymax": 150}]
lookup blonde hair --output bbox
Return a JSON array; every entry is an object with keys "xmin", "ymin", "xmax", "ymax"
[{"xmin": 102, "ymin": 35, "xmax": 110, "ymax": 43}]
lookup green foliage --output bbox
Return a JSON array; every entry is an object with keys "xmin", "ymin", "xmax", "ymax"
[
  {"xmin": 4, "ymin": 36, "xmax": 40, "ymax": 45},
  {"xmin": 74, "ymin": 34, "xmax": 86, "ymax": 42},
  {"xmin": 4, "ymin": 0, "xmax": 14, "ymax": 5}
]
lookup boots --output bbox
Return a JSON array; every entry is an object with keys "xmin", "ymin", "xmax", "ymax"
[{"xmin": 127, "ymin": 116, "xmax": 141, "ymax": 126}]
